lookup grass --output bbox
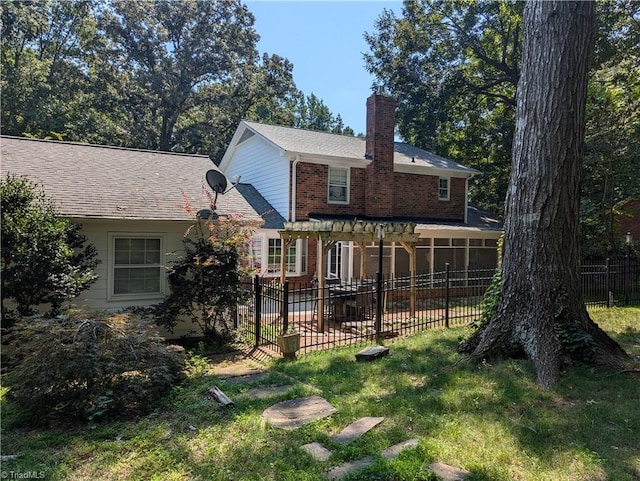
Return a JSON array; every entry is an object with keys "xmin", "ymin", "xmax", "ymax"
[{"xmin": 1, "ymin": 307, "xmax": 639, "ymax": 480}]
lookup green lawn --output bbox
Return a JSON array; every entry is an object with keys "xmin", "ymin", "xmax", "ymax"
[{"xmin": 1, "ymin": 307, "xmax": 639, "ymax": 480}]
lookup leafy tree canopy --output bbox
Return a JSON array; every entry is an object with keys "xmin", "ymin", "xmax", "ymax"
[
  {"xmin": 365, "ymin": 0, "xmax": 640, "ymax": 258},
  {"xmin": 1, "ymin": 0, "xmax": 355, "ymax": 162}
]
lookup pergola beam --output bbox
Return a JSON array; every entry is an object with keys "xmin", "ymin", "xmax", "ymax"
[{"xmin": 278, "ymin": 219, "xmax": 420, "ymax": 333}]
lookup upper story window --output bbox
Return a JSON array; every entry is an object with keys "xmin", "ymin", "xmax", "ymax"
[
  {"xmin": 110, "ymin": 234, "xmax": 165, "ymax": 300},
  {"xmin": 438, "ymin": 177, "xmax": 450, "ymax": 201},
  {"xmin": 328, "ymin": 167, "xmax": 349, "ymax": 204}
]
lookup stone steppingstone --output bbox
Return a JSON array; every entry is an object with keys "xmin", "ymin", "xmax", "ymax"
[
  {"xmin": 324, "ymin": 456, "xmax": 374, "ymax": 480},
  {"xmin": 214, "ymin": 364, "xmax": 266, "ymax": 379},
  {"xmin": 355, "ymin": 345, "xmax": 389, "ymax": 362},
  {"xmin": 301, "ymin": 442, "xmax": 332, "ymax": 461},
  {"xmin": 429, "ymin": 462, "xmax": 470, "ymax": 481},
  {"xmin": 261, "ymin": 395, "xmax": 337, "ymax": 430},
  {"xmin": 332, "ymin": 417, "xmax": 385, "ymax": 444},
  {"xmin": 380, "ymin": 438, "xmax": 420, "ymax": 459},
  {"xmin": 221, "ymin": 372, "xmax": 270, "ymax": 384},
  {"xmin": 242, "ymin": 385, "xmax": 294, "ymax": 400}
]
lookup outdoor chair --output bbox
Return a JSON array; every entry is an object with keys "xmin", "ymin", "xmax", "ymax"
[{"xmin": 343, "ymin": 283, "xmax": 376, "ymax": 322}]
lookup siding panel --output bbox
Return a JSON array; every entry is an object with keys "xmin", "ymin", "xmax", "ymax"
[{"xmin": 223, "ymin": 137, "xmax": 290, "ymax": 219}]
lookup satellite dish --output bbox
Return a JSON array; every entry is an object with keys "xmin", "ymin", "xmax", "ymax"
[{"xmin": 206, "ymin": 170, "xmax": 228, "ymax": 194}]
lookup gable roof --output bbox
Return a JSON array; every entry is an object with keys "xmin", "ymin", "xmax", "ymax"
[
  {"xmin": 234, "ymin": 183, "xmax": 286, "ymax": 229},
  {"xmin": 0, "ymin": 136, "xmax": 262, "ymax": 222},
  {"xmin": 220, "ymin": 120, "xmax": 479, "ymax": 176}
]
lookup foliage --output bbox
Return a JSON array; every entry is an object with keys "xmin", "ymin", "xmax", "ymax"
[
  {"xmin": 0, "ymin": 0, "xmax": 100, "ymax": 140},
  {"xmin": 0, "ymin": 175, "xmax": 100, "ymax": 327},
  {"xmin": 468, "ymin": 268, "xmax": 502, "ymax": 332},
  {"xmin": 365, "ymin": 0, "xmax": 640, "ymax": 259},
  {"xmin": 364, "ymin": 0, "xmax": 522, "ymax": 215},
  {"xmin": 153, "ymin": 213, "xmax": 257, "ymax": 344},
  {"xmin": 0, "ymin": 0, "xmax": 354, "ymax": 161},
  {"xmin": 4, "ymin": 311, "xmax": 185, "ymax": 422}
]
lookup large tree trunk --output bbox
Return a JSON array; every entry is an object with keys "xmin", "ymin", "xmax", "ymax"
[{"xmin": 459, "ymin": 0, "xmax": 628, "ymax": 388}]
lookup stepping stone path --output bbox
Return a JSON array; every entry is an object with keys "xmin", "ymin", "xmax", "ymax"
[
  {"xmin": 301, "ymin": 442, "xmax": 332, "ymax": 462},
  {"xmin": 332, "ymin": 416, "xmax": 385, "ymax": 444},
  {"xmin": 355, "ymin": 345, "xmax": 390, "ymax": 362},
  {"xmin": 324, "ymin": 439, "xmax": 420, "ymax": 480},
  {"xmin": 214, "ymin": 358, "xmax": 465, "ymax": 480},
  {"xmin": 261, "ymin": 396, "xmax": 338, "ymax": 430},
  {"xmin": 428, "ymin": 462, "xmax": 470, "ymax": 481}
]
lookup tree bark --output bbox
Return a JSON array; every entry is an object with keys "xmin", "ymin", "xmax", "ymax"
[{"xmin": 459, "ymin": 0, "xmax": 628, "ymax": 388}]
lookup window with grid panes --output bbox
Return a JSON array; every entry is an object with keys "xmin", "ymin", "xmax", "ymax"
[
  {"xmin": 328, "ymin": 167, "xmax": 348, "ymax": 203},
  {"xmin": 113, "ymin": 237, "xmax": 162, "ymax": 295}
]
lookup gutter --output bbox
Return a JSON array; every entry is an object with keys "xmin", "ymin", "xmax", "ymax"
[
  {"xmin": 465, "ymin": 173, "xmax": 476, "ymax": 224},
  {"xmin": 290, "ymin": 153, "xmax": 301, "ymax": 221}
]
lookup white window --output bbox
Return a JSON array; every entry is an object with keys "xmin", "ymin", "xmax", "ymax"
[
  {"xmin": 328, "ymin": 167, "xmax": 349, "ymax": 204},
  {"xmin": 439, "ymin": 177, "xmax": 450, "ymax": 200},
  {"xmin": 259, "ymin": 236, "xmax": 307, "ymax": 276},
  {"xmin": 109, "ymin": 234, "xmax": 165, "ymax": 300}
]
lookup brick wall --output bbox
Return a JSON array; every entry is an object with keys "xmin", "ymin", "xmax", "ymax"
[
  {"xmin": 294, "ymin": 166, "xmax": 466, "ymax": 222},
  {"xmin": 294, "ymin": 162, "xmax": 367, "ymax": 219},
  {"xmin": 365, "ymin": 94, "xmax": 396, "ymax": 218},
  {"xmin": 292, "ymin": 92, "xmax": 466, "ymax": 222},
  {"xmin": 392, "ymin": 174, "xmax": 466, "ymax": 221}
]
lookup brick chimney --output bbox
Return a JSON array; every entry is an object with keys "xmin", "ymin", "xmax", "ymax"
[{"xmin": 365, "ymin": 91, "xmax": 397, "ymax": 218}]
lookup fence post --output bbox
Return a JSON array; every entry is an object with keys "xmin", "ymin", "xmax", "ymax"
[
  {"xmin": 254, "ymin": 274, "xmax": 261, "ymax": 348},
  {"xmin": 605, "ymin": 258, "xmax": 611, "ymax": 308},
  {"xmin": 376, "ymin": 271, "xmax": 383, "ymax": 342},
  {"xmin": 445, "ymin": 263, "xmax": 450, "ymax": 328},
  {"xmin": 283, "ymin": 280, "xmax": 289, "ymax": 334}
]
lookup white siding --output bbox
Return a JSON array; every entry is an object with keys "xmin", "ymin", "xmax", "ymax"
[
  {"xmin": 223, "ymin": 135, "xmax": 291, "ymax": 219},
  {"xmin": 63, "ymin": 219, "xmax": 198, "ymax": 339}
]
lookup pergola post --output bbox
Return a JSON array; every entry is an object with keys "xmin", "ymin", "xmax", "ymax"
[
  {"xmin": 355, "ymin": 241, "xmax": 367, "ymax": 279},
  {"xmin": 401, "ymin": 241, "xmax": 417, "ymax": 319},
  {"xmin": 316, "ymin": 237, "xmax": 336, "ymax": 333}
]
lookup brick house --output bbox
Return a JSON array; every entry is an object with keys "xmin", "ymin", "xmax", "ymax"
[{"xmin": 219, "ymin": 92, "xmax": 503, "ymax": 282}]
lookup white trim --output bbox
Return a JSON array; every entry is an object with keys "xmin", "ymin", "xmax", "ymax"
[
  {"xmin": 438, "ymin": 177, "xmax": 450, "ymax": 201},
  {"xmin": 253, "ymin": 231, "xmax": 308, "ymax": 277},
  {"xmin": 107, "ymin": 232, "xmax": 167, "ymax": 301},
  {"xmin": 327, "ymin": 166, "xmax": 350, "ymax": 205}
]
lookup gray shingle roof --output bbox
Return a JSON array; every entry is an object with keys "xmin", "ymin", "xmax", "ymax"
[
  {"xmin": 242, "ymin": 120, "xmax": 479, "ymax": 174},
  {"xmin": 0, "ymin": 136, "xmax": 262, "ymax": 222},
  {"xmin": 234, "ymin": 183, "xmax": 285, "ymax": 229}
]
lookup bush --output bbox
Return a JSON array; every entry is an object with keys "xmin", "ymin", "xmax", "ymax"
[
  {"xmin": 153, "ymin": 214, "xmax": 256, "ymax": 345},
  {"xmin": 4, "ymin": 311, "xmax": 185, "ymax": 422},
  {"xmin": 1, "ymin": 175, "xmax": 100, "ymax": 328}
]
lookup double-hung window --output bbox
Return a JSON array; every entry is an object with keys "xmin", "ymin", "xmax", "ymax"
[
  {"xmin": 438, "ymin": 177, "xmax": 450, "ymax": 201},
  {"xmin": 328, "ymin": 167, "xmax": 349, "ymax": 204},
  {"xmin": 258, "ymin": 236, "xmax": 307, "ymax": 276},
  {"xmin": 110, "ymin": 234, "xmax": 165, "ymax": 299}
]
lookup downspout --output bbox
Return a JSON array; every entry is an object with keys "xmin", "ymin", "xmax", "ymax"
[
  {"xmin": 464, "ymin": 173, "xmax": 476, "ymax": 224},
  {"xmin": 291, "ymin": 154, "xmax": 301, "ymax": 222}
]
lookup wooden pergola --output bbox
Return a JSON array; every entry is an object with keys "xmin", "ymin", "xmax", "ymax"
[{"xmin": 279, "ymin": 220, "xmax": 420, "ymax": 332}]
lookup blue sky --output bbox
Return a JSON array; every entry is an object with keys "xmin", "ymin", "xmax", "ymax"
[{"xmin": 245, "ymin": 1, "xmax": 403, "ymax": 135}]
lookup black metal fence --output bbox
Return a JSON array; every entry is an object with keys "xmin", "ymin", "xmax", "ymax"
[{"xmin": 235, "ymin": 259, "xmax": 639, "ymax": 356}]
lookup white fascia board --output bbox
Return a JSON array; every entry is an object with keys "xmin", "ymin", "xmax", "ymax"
[
  {"xmin": 294, "ymin": 152, "xmax": 370, "ymax": 168},
  {"xmin": 416, "ymin": 226, "xmax": 503, "ymax": 236},
  {"xmin": 219, "ymin": 121, "xmax": 287, "ymax": 171},
  {"xmin": 394, "ymin": 163, "xmax": 480, "ymax": 178}
]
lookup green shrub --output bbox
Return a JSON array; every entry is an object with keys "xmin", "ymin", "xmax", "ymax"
[{"xmin": 4, "ymin": 311, "xmax": 185, "ymax": 422}]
